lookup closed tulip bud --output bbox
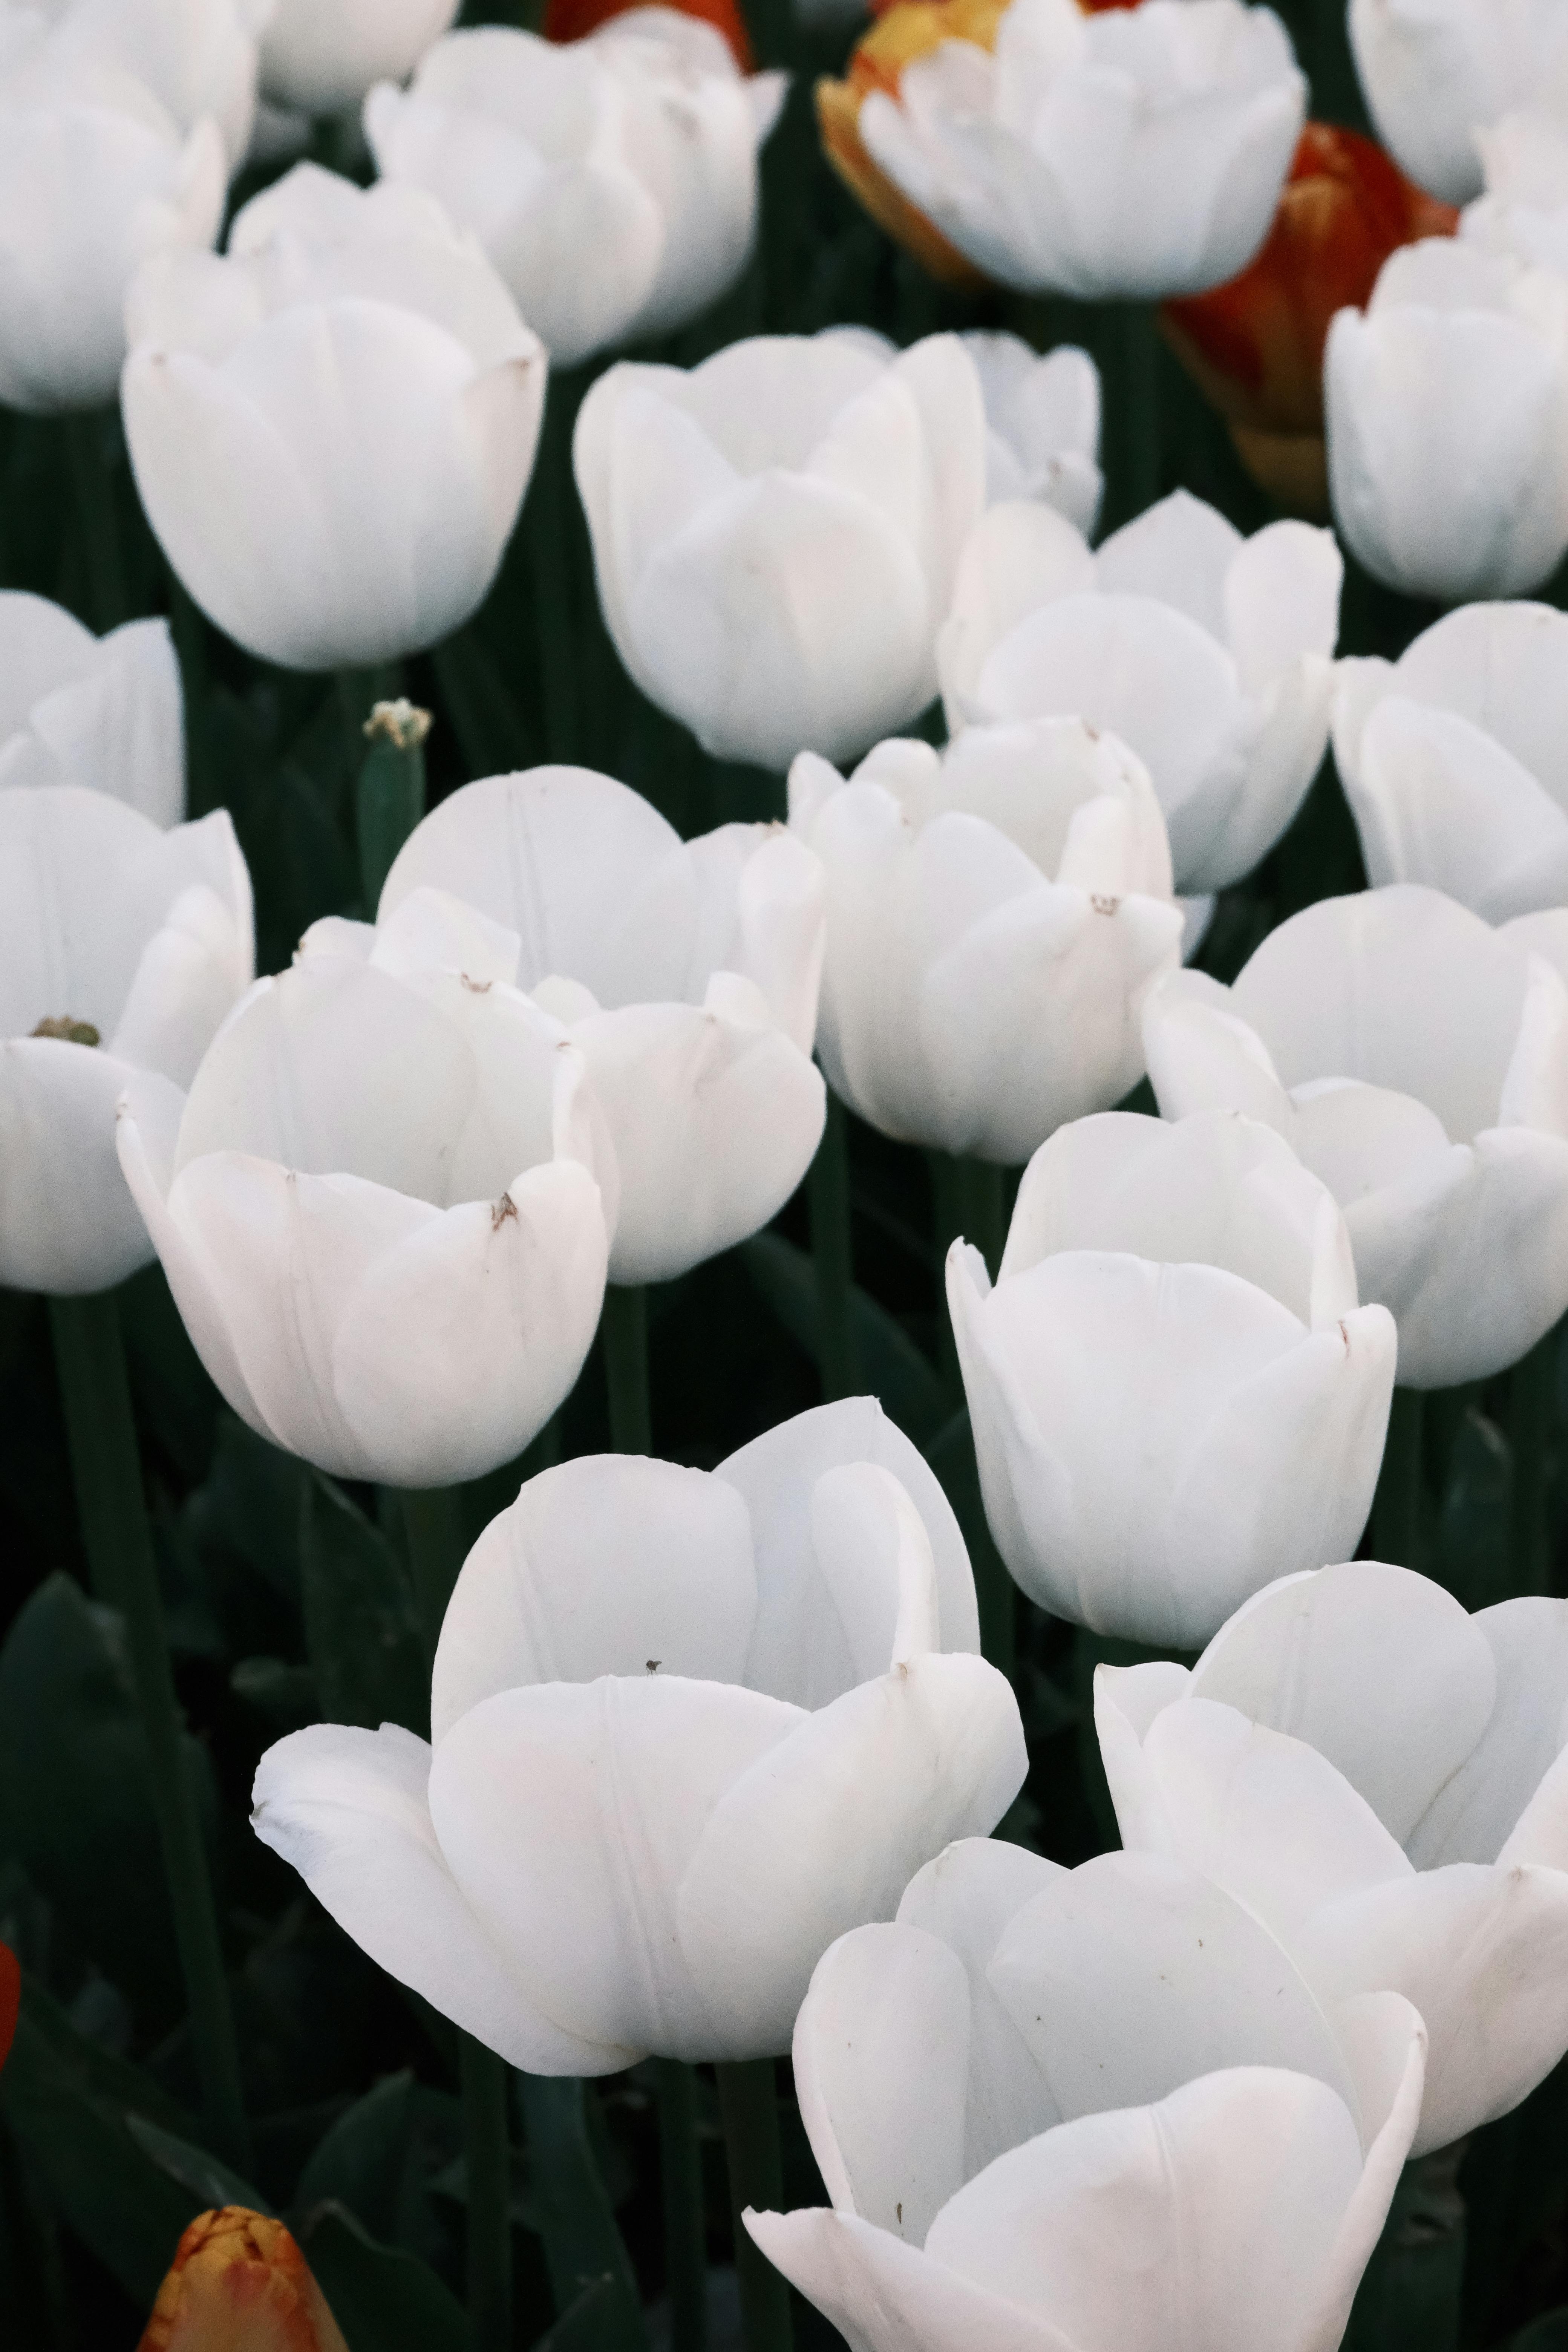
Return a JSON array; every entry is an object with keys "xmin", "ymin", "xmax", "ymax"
[
  {"xmin": 948, "ymin": 1108, "xmax": 1395, "ymax": 1648},
  {"xmin": 1162, "ymin": 123, "xmax": 1455, "ymax": 514},
  {"xmin": 822, "ymin": 0, "xmax": 1304, "ymax": 301},
  {"xmin": 940, "ymin": 488, "xmax": 1341, "ymax": 894},
  {"xmin": 576, "ymin": 330, "xmax": 986, "ymax": 770},
  {"xmin": 2, "ymin": 786, "xmax": 253, "ymax": 1295},
  {"xmin": 545, "ymin": 0, "xmax": 754, "ymax": 72},
  {"xmin": 1098, "ymin": 1558, "xmax": 1568, "ymax": 2151},
  {"xmin": 116, "ymin": 888, "xmax": 611, "ymax": 1487},
  {"xmin": 1348, "ymin": 0, "xmax": 1568, "ymax": 207},
  {"xmin": 253, "ymin": 1401, "xmax": 1024, "ymax": 2068},
  {"xmin": 364, "ymin": 14, "xmax": 786, "ymax": 370},
  {"xmin": 379, "ymin": 767, "xmax": 826, "ymax": 1285},
  {"xmin": 1144, "ymin": 886, "xmax": 1568, "ymax": 1387},
  {"xmin": 139, "ymin": 2209, "xmax": 348, "ymax": 2352},
  {"xmin": 0, "ymin": 1942, "xmax": 17, "ymax": 2077},
  {"xmin": 261, "ymin": 0, "xmax": 457, "ymax": 116},
  {"xmin": 1325, "ymin": 238, "xmax": 1568, "ymax": 603},
  {"xmin": 0, "ymin": 46, "xmax": 224, "ymax": 414},
  {"xmin": 1334, "ymin": 602, "xmax": 1568, "ymax": 925},
  {"xmin": 0, "ymin": 593, "xmax": 183, "ymax": 825},
  {"xmin": 749, "ymin": 1838, "xmax": 1426, "ymax": 2352},
  {"xmin": 789, "ymin": 720, "xmax": 1181, "ymax": 1162},
  {"xmin": 20, "ymin": 0, "xmax": 273, "ymax": 173},
  {"xmin": 122, "ymin": 165, "xmax": 547, "ymax": 672}
]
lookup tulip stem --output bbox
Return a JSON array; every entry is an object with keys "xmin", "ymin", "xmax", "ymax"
[
  {"xmin": 460, "ymin": 2036, "xmax": 514, "ymax": 2352},
  {"xmin": 64, "ymin": 409, "xmax": 127, "ymax": 632},
  {"xmin": 48, "ymin": 1289, "xmax": 250, "ymax": 2170},
  {"xmin": 655, "ymin": 2056, "xmax": 709, "ymax": 2352},
  {"xmin": 402, "ymin": 1484, "xmax": 469, "ymax": 1677},
  {"xmin": 715, "ymin": 2060, "xmax": 792, "ymax": 2352},
  {"xmin": 1370, "ymin": 1386, "xmax": 1424, "ymax": 1570},
  {"xmin": 1104, "ymin": 303, "xmax": 1162, "ymax": 533},
  {"xmin": 1510, "ymin": 1326, "xmax": 1559, "ymax": 1596},
  {"xmin": 602, "ymin": 1283, "xmax": 653, "ymax": 1456},
  {"xmin": 810, "ymin": 1092, "xmax": 861, "ymax": 1403},
  {"xmin": 356, "ymin": 702, "xmax": 430, "ymax": 913}
]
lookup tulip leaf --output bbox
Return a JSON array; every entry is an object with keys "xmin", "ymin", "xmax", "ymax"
[
  {"xmin": 1508, "ymin": 2314, "xmax": 1568, "ymax": 2350},
  {"xmin": 516, "ymin": 2077, "xmax": 647, "ymax": 2351},
  {"xmin": 533, "ymin": 2274, "xmax": 626, "ymax": 2352},
  {"xmin": 1435, "ymin": 1409, "xmax": 1511, "ymax": 1615},
  {"xmin": 297, "ymin": 2200, "xmax": 468, "ymax": 2352},
  {"xmin": 124, "ymin": 2113, "xmax": 273, "ymax": 2218},
  {"xmin": 184, "ymin": 1415, "xmax": 307, "ymax": 1660},
  {"xmin": 741, "ymin": 1232, "xmax": 948, "ymax": 1446},
  {"xmin": 300, "ymin": 1476, "xmax": 427, "ymax": 1738},
  {"xmin": 0, "ymin": 1574, "xmax": 213, "ymax": 2029},
  {"xmin": 1344, "ymin": 2146, "xmax": 1465, "ymax": 2352},
  {"xmin": 0, "ymin": 1980, "xmax": 200, "ymax": 2308},
  {"xmin": 431, "ymin": 633, "xmax": 537, "ymax": 782}
]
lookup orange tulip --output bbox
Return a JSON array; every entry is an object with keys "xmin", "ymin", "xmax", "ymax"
[
  {"xmin": 544, "ymin": 0, "xmax": 754, "ymax": 71},
  {"xmin": 138, "ymin": 2210, "xmax": 349, "ymax": 2352},
  {"xmin": 1161, "ymin": 122, "xmax": 1456, "ymax": 511},
  {"xmin": 0, "ymin": 1942, "xmax": 17, "ymax": 2076}
]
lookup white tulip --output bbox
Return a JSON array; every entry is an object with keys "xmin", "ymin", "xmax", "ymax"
[
  {"xmin": 574, "ymin": 329, "xmax": 987, "ymax": 770},
  {"xmin": 749, "ymin": 1836, "xmax": 1426, "ymax": 2352},
  {"xmin": 788, "ymin": 721, "xmax": 1182, "ymax": 1162},
  {"xmin": 1099, "ymin": 1557, "xmax": 1568, "ymax": 2152},
  {"xmin": 1334, "ymin": 603, "xmax": 1568, "ymax": 925},
  {"xmin": 0, "ymin": 46, "xmax": 223, "ymax": 413},
  {"xmin": 262, "ymin": 0, "xmax": 457, "ymax": 116},
  {"xmin": 939, "ymin": 490, "xmax": 1341, "ymax": 896},
  {"xmin": 855, "ymin": 0, "xmax": 1305, "ymax": 300},
  {"xmin": 0, "ymin": 784, "xmax": 251, "ymax": 1294},
  {"xmin": 948, "ymin": 1109, "xmax": 1396, "ymax": 1648},
  {"xmin": 1348, "ymin": 0, "xmax": 1568, "ymax": 207},
  {"xmin": 0, "ymin": 593, "xmax": 182, "ymax": 825},
  {"xmin": 121, "ymin": 165, "xmax": 547, "ymax": 671},
  {"xmin": 964, "ymin": 332, "xmax": 1101, "ymax": 532},
  {"xmin": 365, "ymin": 12, "xmax": 787, "ymax": 370},
  {"xmin": 8, "ymin": 0, "xmax": 274, "ymax": 169},
  {"xmin": 379, "ymin": 765, "xmax": 825, "ymax": 1286},
  {"xmin": 116, "ymin": 888, "xmax": 610, "ymax": 1487},
  {"xmin": 1144, "ymin": 886, "xmax": 1568, "ymax": 1388},
  {"xmin": 252, "ymin": 1401, "xmax": 1023, "ymax": 2067},
  {"xmin": 1325, "ymin": 240, "xmax": 1568, "ymax": 604},
  {"xmin": 1463, "ymin": 108, "xmax": 1568, "ymax": 275}
]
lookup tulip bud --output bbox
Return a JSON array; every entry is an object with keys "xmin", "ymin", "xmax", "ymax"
[
  {"xmin": 1162, "ymin": 124, "xmax": 1456, "ymax": 514},
  {"xmin": 0, "ymin": 1941, "xmax": 18, "ymax": 2076},
  {"xmin": 544, "ymin": 0, "xmax": 754, "ymax": 72},
  {"xmin": 138, "ymin": 2210, "xmax": 349, "ymax": 2352}
]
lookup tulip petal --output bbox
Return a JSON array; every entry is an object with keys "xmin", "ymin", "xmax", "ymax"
[
  {"xmin": 0, "ymin": 1040, "xmax": 153, "ymax": 1294},
  {"xmin": 1095, "ymin": 489, "xmax": 1243, "ymax": 644},
  {"xmin": 1409, "ymin": 1595, "xmax": 1568, "ymax": 1867},
  {"xmin": 1349, "ymin": 697, "xmax": 1568, "ymax": 923},
  {"xmin": 745, "ymin": 2205, "xmax": 1063, "ymax": 2352}
]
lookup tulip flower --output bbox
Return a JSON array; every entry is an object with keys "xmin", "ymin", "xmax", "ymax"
[
  {"xmin": 0, "ymin": 47, "xmax": 224, "ymax": 413},
  {"xmin": 1462, "ymin": 109, "xmax": 1568, "ymax": 276},
  {"xmin": 0, "ymin": 1942, "xmax": 17, "ymax": 2076},
  {"xmin": 747, "ymin": 1836, "xmax": 1427, "ymax": 2352},
  {"xmin": 1325, "ymin": 238, "xmax": 1568, "ymax": 604},
  {"xmin": 1348, "ymin": 0, "xmax": 1568, "ymax": 207},
  {"xmin": 948, "ymin": 1109, "xmax": 1395, "ymax": 1648},
  {"xmin": 18, "ymin": 0, "xmax": 273, "ymax": 172},
  {"xmin": 939, "ymin": 488, "xmax": 1341, "ymax": 895},
  {"xmin": 253, "ymin": 1400, "xmax": 1023, "ymax": 2068},
  {"xmin": 364, "ymin": 14, "xmax": 786, "ymax": 370},
  {"xmin": 1334, "ymin": 602, "xmax": 1568, "ymax": 925},
  {"xmin": 379, "ymin": 766, "xmax": 825, "ymax": 1285},
  {"xmin": 788, "ymin": 720, "xmax": 1182, "ymax": 1162},
  {"xmin": 545, "ymin": 0, "xmax": 753, "ymax": 72},
  {"xmin": 575, "ymin": 331, "xmax": 986, "ymax": 770},
  {"xmin": 116, "ymin": 888, "xmax": 610, "ymax": 1487},
  {"xmin": 1143, "ymin": 886, "xmax": 1568, "ymax": 1387},
  {"xmin": 261, "ymin": 0, "xmax": 458, "ymax": 116},
  {"xmin": 822, "ymin": 0, "xmax": 1305, "ymax": 301},
  {"xmin": 139, "ymin": 2209, "xmax": 348, "ymax": 2352},
  {"xmin": 1098, "ymin": 1556, "xmax": 1568, "ymax": 2152},
  {"xmin": 121, "ymin": 165, "xmax": 547, "ymax": 672},
  {"xmin": 1162, "ymin": 122, "xmax": 1456, "ymax": 513},
  {"xmin": 1, "ymin": 785, "xmax": 252, "ymax": 1295},
  {"xmin": 0, "ymin": 594, "xmax": 183, "ymax": 825}
]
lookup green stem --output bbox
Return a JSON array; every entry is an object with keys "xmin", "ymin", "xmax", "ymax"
[
  {"xmin": 1510, "ymin": 1327, "xmax": 1558, "ymax": 1597},
  {"xmin": 64, "ymin": 411, "xmax": 127, "ymax": 632},
  {"xmin": 810, "ymin": 1092, "xmax": 861, "ymax": 1404},
  {"xmin": 48, "ymin": 1291, "xmax": 249, "ymax": 2167},
  {"xmin": 402, "ymin": 1484, "xmax": 469, "ymax": 1677},
  {"xmin": 1103, "ymin": 302, "xmax": 1162, "ymax": 534},
  {"xmin": 715, "ymin": 2060, "xmax": 791, "ymax": 2352},
  {"xmin": 460, "ymin": 2036, "xmax": 514, "ymax": 2352},
  {"xmin": 528, "ymin": 383, "xmax": 579, "ymax": 766},
  {"xmin": 655, "ymin": 2057, "xmax": 707, "ymax": 2352},
  {"xmin": 1371, "ymin": 1387, "xmax": 1425, "ymax": 1570},
  {"xmin": 602, "ymin": 1284, "xmax": 653, "ymax": 1456},
  {"xmin": 356, "ymin": 718, "xmax": 428, "ymax": 914}
]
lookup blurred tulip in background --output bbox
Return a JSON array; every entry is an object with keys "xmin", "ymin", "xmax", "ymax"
[
  {"xmin": 0, "ymin": 591, "xmax": 183, "ymax": 822},
  {"xmin": 138, "ymin": 2210, "xmax": 348, "ymax": 2352}
]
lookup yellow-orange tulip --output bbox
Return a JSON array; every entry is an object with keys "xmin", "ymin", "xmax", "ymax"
[{"xmin": 138, "ymin": 2210, "xmax": 349, "ymax": 2352}]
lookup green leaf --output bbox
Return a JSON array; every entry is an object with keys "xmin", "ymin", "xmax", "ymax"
[
  {"xmin": 300, "ymin": 1476, "xmax": 427, "ymax": 1737},
  {"xmin": 1508, "ymin": 2313, "xmax": 1568, "ymax": 2351},
  {"xmin": 533, "ymin": 2275, "xmax": 625, "ymax": 2352},
  {"xmin": 0, "ymin": 1574, "xmax": 213, "ymax": 2026},
  {"xmin": 431, "ymin": 632, "xmax": 536, "ymax": 782},
  {"xmin": 516, "ymin": 2078, "xmax": 647, "ymax": 2350},
  {"xmin": 1344, "ymin": 2146, "xmax": 1465, "ymax": 2352},
  {"xmin": 185, "ymin": 1416, "xmax": 307, "ymax": 1660},
  {"xmin": 297, "ymin": 2201, "xmax": 468, "ymax": 2352},
  {"xmin": 741, "ymin": 1232, "xmax": 948, "ymax": 1447},
  {"xmin": 295, "ymin": 2072, "xmax": 433, "ymax": 2249},
  {"xmin": 1435, "ymin": 1409, "xmax": 1511, "ymax": 1614},
  {"xmin": 0, "ymin": 1981, "xmax": 199, "ymax": 2307},
  {"xmin": 125, "ymin": 2114, "xmax": 272, "ymax": 2218}
]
